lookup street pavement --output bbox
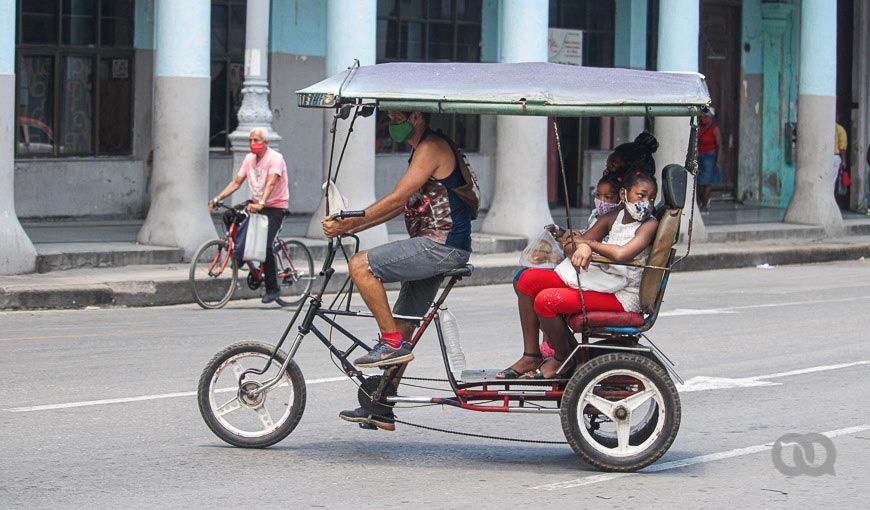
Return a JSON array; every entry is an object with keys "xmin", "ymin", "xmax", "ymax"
[{"xmin": 1, "ymin": 261, "xmax": 869, "ymax": 508}]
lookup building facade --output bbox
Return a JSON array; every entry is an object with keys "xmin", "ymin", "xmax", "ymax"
[{"xmin": 1, "ymin": 0, "xmax": 861, "ymax": 273}]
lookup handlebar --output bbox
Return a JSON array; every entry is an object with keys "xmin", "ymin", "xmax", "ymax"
[{"xmin": 210, "ymin": 200, "xmax": 248, "ymax": 212}]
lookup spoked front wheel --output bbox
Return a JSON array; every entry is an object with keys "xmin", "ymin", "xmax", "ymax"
[
  {"xmin": 561, "ymin": 353, "xmax": 681, "ymax": 472},
  {"xmin": 197, "ymin": 341, "xmax": 306, "ymax": 448},
  {"xmin": 274, "ymin": 239, "xmax": 315, "ymax": 307},
  {"xmin": 189, "ymin": 239, "xmax": 239, "ymax": 309}
]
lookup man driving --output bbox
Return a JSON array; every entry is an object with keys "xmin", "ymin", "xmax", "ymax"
[{"xmin": 321, "ymin": 110, "xmax": 474, "ymax": 430}]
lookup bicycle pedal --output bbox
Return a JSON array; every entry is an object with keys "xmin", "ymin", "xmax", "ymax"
[{"xmin": 358, "ymin": 422, "xmax": 379, "ymax": 431}]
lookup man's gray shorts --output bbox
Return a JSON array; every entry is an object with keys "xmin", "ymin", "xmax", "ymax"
[{"xmin": 366, "ymin": 236, "xmax": 471, "ymax": 323}]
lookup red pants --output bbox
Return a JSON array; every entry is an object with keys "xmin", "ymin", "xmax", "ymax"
[{"xmin": 516, "ymin": 268, "xmax": 624, "ymax": 318}]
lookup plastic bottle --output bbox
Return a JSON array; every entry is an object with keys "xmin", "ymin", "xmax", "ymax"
[{"xmin": 439, "ymin": 309, "xmax": 466, "ymax": 380}]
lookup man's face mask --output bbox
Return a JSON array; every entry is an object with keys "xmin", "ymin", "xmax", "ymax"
[
  {"xmin": 388, "ymin": 116, "xmax": 414, "ymax": 143},
  {"xmin": 249, "ymin": 141, "xmax": 266, "ymax": 155}
]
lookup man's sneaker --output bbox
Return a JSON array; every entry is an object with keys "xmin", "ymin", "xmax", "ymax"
[
  {"xmin": 261, "ymin": 290, "xmax": 281, "ymax": 304},
  {"xmin": 353, "ymin": 341, "xmax": 414, "ymax": 368},
  {"xmin": 338, "ymin": 407, "xmax": 396, "ymax": 431}
]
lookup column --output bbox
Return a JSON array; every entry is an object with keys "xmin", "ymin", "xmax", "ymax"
[
  {"xmin": 656, "ymin": 0, "xmax": 706, "ymax": 240},
  {"xmin": 613, "ymin": 0, "xmax": 648, "ymax": 145},
  {"xmin": 0, "ymin": 0, "xmax": 37, "ymax": 274},
  {"xmin": 481, "ymin": 0, "xmax": 554, "ymax": 240},
  {"xmin": 850, "ymin": 0, "xmax": 870, "ymax": 213},
  {"xmin": 783, "ymin": 0, "xmax": 842, "ymax": 232},
  {"xmin": 305, "ymin": 0, "xmax": 387, "ymax": 250},
  {"xmin": 138, "ymin": 0, "xmax": 216, "ymax": 257},
  {"xmin": 227, "ymin": 0, "xmax": 281, "ymax": 205}
]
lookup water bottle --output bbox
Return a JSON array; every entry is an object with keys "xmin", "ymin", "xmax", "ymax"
[{"xmin": 439, "ymin": 309, "xmax": 466, "ymax": 380}]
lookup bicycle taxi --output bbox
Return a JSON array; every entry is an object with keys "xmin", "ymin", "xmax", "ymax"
[{"xmin": 197, "ymin": 62, "xmax": 710, "ymax": 472}]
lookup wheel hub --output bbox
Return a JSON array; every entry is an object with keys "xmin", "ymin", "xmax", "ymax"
[
  {"xmin": 614, "ymin": 405, "xmax": 629, "ymax": 420},
  {"xmin": 239, "ymin": 380, "xmax": 266, "ymax": 408}
]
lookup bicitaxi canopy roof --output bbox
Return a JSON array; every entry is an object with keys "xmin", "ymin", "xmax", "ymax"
[{"xmin": 296, "ymin": 62, "xmax": 710, "ymax": 117}]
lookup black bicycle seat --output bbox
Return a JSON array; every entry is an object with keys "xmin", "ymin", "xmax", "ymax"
[{"xmin": 441, "ymin": 264, "xmax": 474, "ymax": 278}]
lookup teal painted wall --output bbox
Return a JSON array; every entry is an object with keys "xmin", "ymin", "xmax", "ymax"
[
  {"xmin": 1, "ymin": 0, "xmax": 13, "ymax": 74},
  {"xmin": 742, "ymin": 0, "xmax": 762, "ymax": 74},
  {"xmin": 270, "ymin": 0, "xmax": 327, "ymax": 57},
  {"xmin": 481, "ymin": 0, "xmax": 499, "ymax": 62},
  {"xmin": 614, "ymin": 0, "xmax": 647, "ymax": 69},
  {"xmin": 134, "ymin": 0, "xmax": 155, "ymax": 50}
]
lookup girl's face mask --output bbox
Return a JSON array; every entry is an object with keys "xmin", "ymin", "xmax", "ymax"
[
  {"xmin": 388, "ymin": 117, "xmax": 415, "ymax": 143},
  {"xmin": 622, "ymin": 190, "xmax": 653, "ymax": 221},
  {"xmin": 594, "ymin": 198, "xmax": 622, "ymax": 217}
]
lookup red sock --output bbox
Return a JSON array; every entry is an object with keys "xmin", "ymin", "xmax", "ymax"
[{"xmin": 380, "ymin": 331, "xmax": 404, "ymax": 348}]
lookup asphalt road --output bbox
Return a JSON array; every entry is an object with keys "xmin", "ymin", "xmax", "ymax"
[{"xmin": 1, "ymin": 260, "xmax": 869, "ymax": 508}]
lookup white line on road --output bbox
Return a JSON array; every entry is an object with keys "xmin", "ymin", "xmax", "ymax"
[
  {"xmin": 4, "ymin": 360, "xmax": 868, "ymax": 414},
  {"xmin": 3, "ymin": 376, "xmax": 351, "ymax": 413},
  {"xmin": 531, "ymin": 424, "xmax": 870, "ymax": 491},
  {"xmin": 658, "ymin": 296, "xmax": 861, "ymax": 318}
]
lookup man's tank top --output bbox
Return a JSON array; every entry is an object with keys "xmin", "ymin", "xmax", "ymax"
[{"xmin": 404, "ymin": 130, "xmax": 473, "ymax": 252}]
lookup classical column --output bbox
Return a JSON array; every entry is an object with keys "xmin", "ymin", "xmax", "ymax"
[
  {"xmin": 227, "ymin": 0, "xmax": 281, "ymax": 205},
  {"xmin": 305, "ymin": 0, "xmax": 387, "ymax": 250},
  {"xmin": 849, "ymin": 0, "xmax": 870, "ymax": 213},
  {"xmin": 613, "ymin": 0, "xmax": 648, "ymax": 145},
  {"xmin": 0, "ymin": 0, "xmax": 37, "ymax": 274},
  {"xmin": 783, "ymin": 0, "xmax": 841, "ymax": 232},
  {"xmin": 481, "ymin": 0, "xmax": 554, "ymax": 240},
  {"xmin": 656, "ymin": 0, "xmax": 706, "ymax": 240},
  {"xmin": 138, "ymin": 0, "xmax": 216, "ymax": 257}
]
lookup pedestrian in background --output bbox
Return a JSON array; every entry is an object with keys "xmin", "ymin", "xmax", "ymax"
[
  {"xmin": 835, "ymin": 120, "xmax": 850, "ymax": 200},
  {"xmin": 697, "ymin": 107, "xmax": 723, "ymax": 212}
]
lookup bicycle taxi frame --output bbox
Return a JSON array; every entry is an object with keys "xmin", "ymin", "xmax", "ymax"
[{"xmin": 198, "ymin": 62, "xmax": 710, "ymax": 472}]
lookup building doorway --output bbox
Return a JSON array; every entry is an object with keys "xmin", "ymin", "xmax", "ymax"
[{"xmin": 699, "ymin": 0, "xmax": 741, "ymax": 200}]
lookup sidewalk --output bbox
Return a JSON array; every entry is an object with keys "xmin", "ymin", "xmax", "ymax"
[{"xmin": 4, "ymin": 204, "xmax": 869, "ymax": 310}]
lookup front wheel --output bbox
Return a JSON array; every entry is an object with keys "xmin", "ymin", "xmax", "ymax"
[
  {"xmin": 197, "ymin": 341, "xmax": 306, "ymax": 448},
  {"xmin": 560, "ymin": 353, "xmax": 681, "ymax": 472},
  {"xmin": 189, "ymin": 239, "xmax": 239, "ymax": 309}
]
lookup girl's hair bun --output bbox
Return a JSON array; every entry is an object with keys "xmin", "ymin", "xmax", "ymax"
[{"xmin": 633, "ymin": 132, "xmax": 659, "ymax": 155}]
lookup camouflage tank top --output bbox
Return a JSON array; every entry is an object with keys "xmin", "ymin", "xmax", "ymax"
[{"xmin": 404, "ymin": 131, "xmax": 472, "ymax": 252}]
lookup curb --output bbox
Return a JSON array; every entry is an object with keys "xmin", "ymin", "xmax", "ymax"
[{"xmin": 2, "ymin": 242, "xmax": 868, "ymax": 311}]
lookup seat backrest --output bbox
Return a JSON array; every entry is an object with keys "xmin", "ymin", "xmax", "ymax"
[{"xmin": 638, "ymin": 164, "xmax": 687, "ymax": 314}]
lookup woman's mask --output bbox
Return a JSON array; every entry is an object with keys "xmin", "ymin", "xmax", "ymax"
[
  {"xmin": 594, "ymin": 198, "xmax": 622, "ymax": 217},
  {"xmin": 388, "ymin": 118, "xmax": 414, "ymax": 143}
]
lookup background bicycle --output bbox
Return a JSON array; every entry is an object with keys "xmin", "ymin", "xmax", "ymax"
[{"xmin": 189, "ymin": 202, "xmax": 315, "ymax": 309}]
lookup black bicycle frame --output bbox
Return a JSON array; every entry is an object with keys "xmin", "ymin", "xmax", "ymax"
[{"xmin": 241, "ymin": 233, "xmax": 466, "ymax": 399}]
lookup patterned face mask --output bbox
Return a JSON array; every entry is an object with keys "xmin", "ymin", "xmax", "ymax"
[
  {"xmin": 594, "ymin": 198, "xmax": 622, "ymax": 217},
  {"xmin": 625, "ymin": 198, "xmax": 653, "ymax": 221}
]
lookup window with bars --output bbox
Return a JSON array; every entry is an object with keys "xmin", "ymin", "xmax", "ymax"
[
  {"xmin": 15, "ymin": 0, "xmax": 134, "ymax": 157},
  {"xmin": 209, "ymin": 0, "xmax": 246, "ymax": 151},
  {"xmin": 375, "ymin": 0, "xmax": 482, "ymax": 153}
]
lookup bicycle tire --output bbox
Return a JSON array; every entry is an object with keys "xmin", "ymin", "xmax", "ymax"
[
  {"xmin": 274, "ymin": 239, "xmax": 315, "ymax": 307},
  {"xmin": 189, "ymin": 239, "xmax": 239, "ymax": 309}
]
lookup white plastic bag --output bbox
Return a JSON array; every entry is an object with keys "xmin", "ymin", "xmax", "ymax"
[
  {"xmin": 519, "ymin": 230, "xmax": 564, "ymax": 268},
  {"xmin": 554, "ymin": 258, "xmax": 628, "ymax": 293},
  {"xmin": 243, "ymin": 213, "xmax": 269, "ymax": 262},
  {"xmin": 322, "ymin": 180, "xmax": 349, "ymax": 217}
]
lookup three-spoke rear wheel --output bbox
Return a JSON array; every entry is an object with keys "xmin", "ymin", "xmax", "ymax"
[
  {"xmin": 197, "ymin": 341, "xmax": 306, "ymax": 448},
  {"xmin": 560, "ymin": 353, "xmax": 680, "ymax": 472},
  {"xmin": 190, "ymin": 239, "xmax": 239, "ymax": 309}
]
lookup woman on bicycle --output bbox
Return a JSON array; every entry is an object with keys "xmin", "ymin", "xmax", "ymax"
[{"xmin": 209, "ymin": 127, "xmax": 289, "ymax": 304}]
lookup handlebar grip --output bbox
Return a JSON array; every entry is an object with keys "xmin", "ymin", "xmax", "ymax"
[{"xmin": 330, "ymin": 210, "xmax": 366, "ymax": 220}]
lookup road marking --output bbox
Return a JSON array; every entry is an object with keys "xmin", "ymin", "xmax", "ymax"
[
  {"xmin": 4, "ymin": 360, "xmax": 868, "ymax": 413},
  {"xmin": 657, "ymin": 297, "xmax": 861, "ymax": 318},
  {"xmin": 676, "ymin": 360, "xmax": 870, "ymax": 393},
  {"xmin": 3, "ymin": 376, "xmax": 351, "ymax": 413},
  {"xmin": 531, "ymin": 424, "xmax": 870, "ymax": 491}
]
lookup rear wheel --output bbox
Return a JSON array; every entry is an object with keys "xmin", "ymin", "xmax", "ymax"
[
  {"xmin": 197, "ymin": 341, "xmax": 306, "ymax": 448},
  {"xmin": 560, "ymin": 352, "xmax": 681, "ymax": 472},
  {"xmin": 189, "ymin": 239, "xmax": 239, "ymax": 309},
  {"xmin": 274, "ymin": 239, "xmax": 315, "ymax": 306}
]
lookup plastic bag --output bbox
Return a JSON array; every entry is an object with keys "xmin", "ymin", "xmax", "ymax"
[
  {"xmin": 242, "ymin": 213, "xmax": 269, "ymax": 263},
  {"xmin": 519, "ymin": 228, "xmax": 564, "ymax": 268},
  {"xmin": 554, "ymin": 258, "xmax": 628, "ymax": 293},
  {"xmin": 322, "ymin": 180, "xmax": 349, "ymax": 217}
]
